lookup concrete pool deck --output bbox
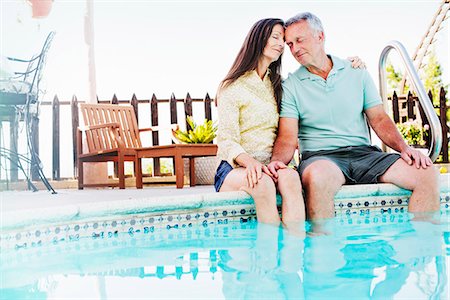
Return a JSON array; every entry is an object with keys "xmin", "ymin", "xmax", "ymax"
[{"xmin": 1, "ymin": 173, "xmax": 449, "ymax": 231}]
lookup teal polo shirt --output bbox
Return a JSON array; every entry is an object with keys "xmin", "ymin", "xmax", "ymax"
[{"xmin": 280, "ymin": 55, "xmax": 382, "ymax": 152}]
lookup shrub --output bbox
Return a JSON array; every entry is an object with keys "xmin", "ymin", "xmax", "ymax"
[
  {"xmin": 396, "ymin": 119, "xmax": 428, "ymax": 146},
  {"xmin": 173, "ymin": 116, "xmax": 217, "ymax": 144}
]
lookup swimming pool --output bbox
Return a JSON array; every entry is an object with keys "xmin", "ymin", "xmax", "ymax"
[
  {"xmin": 1, "ymin": 175, "xmax": 450, "ymax": 299},
  {"xmin": 1, "ymin": 208, "xmax": 449, "ymax": 299}
]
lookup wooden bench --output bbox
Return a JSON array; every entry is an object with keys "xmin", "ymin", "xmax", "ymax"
[{"xmin": 77, "ymin": 103, "xmax": 217, "ymax": 189}]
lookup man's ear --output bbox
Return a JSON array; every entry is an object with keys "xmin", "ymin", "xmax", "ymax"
[{"xmin": 318, "ymin": 31, "xmax": 325, "ymax": 42}]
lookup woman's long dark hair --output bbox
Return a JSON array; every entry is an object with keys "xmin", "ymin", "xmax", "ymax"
[{"xmin": 218, "ymin": 18, "xmax": 284, "ymax": 111}]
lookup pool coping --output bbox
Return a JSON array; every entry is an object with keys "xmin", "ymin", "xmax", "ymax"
[{"xmin": 1, "ymin": 174, "xmax": 449, "ymax": 232}]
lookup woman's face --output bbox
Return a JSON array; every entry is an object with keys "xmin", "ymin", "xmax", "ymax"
[{"xmin": 262, "ymin": 24, "xmax": 285, "ymax": 63}]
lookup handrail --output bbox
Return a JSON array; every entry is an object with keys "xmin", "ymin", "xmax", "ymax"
[{"xmin": 378, "ymin": 40, "xmax": 442, "ymax": 162}]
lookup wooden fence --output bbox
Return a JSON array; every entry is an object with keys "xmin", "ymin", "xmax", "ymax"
[
  {"xmin": 2, "ymin": 88, "xmax": 449, "ymax": 184},
  {"xmin": 388, "ymin": 87, "xmax": 449, "ymax": 162},
  {"xmin": 3, "ymin": 93, "xmax": 214, "ymax": 182}
]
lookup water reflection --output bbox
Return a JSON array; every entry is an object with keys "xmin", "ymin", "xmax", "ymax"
[
  {"xmin": 218, "ymin": 215, "xmax": 449, "ymax": 299},
  {"xmin": 219, "ymin": 223, "xmax": 304, "ymax": 299},
  {"xmin": 0, "ymin": 212, "xmax": 449, "ymax": 299}
]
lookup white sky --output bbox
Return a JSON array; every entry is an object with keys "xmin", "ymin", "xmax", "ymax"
[
  {"xmin": 1, "ymin": 0, "xmax": 449, "ymax": 102},
  {"xmin": 1, "ymin": 0, "xmax": 449, "ymax": 178}
]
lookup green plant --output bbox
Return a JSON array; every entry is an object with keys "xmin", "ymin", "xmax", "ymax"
[
  {"xmin": 396, "ymin": 119, "xmax": 428, "ymax": 146},
  {"xmin": 173, "ymin": 116, "xmax": 217, "ymax": 144}
]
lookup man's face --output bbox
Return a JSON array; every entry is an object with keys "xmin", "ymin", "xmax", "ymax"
[{"xmin": 285, "ymin": 20, "xmax": 324, "ymax": 67}]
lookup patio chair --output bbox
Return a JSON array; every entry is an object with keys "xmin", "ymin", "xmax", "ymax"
[
  {"xmin": 0, "ymin": 31, "xmax": 56, "ymax": 193},
  {"xmin": 77, "ymin": 103, "xmax": 217, "ymax": 189},
  {"xmin": 0, "ymin": 31, "xmax": 55, "ymax": 106}
]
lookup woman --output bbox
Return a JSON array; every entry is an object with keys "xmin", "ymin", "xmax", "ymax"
[{"xmin": 215, "ymin": 18, "xmax": 362, "ymax": 225}]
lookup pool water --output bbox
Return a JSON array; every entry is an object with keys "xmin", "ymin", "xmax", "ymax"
[{"xmin": 1, "ymin": 211, "xmax": 449, "ymax": 299}]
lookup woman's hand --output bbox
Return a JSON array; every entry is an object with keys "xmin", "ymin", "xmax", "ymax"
[
  {"xmin": 348, "ymin": 56, "xmax": 366, "ymax": 69},
  {"xmin": 244, "ymin": 160, "xmax": 270, "ymax": 188},
  {"xmin": 235, "ymin": 153, "xmax": 271, "ymax": 188}
]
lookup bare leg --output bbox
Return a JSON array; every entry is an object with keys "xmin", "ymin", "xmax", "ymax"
[
  {"xmin": 276, "ymin": 168, "xmax": 306, "ymax": 229},
  {"xmin": 379, "ymin": 159, "xmax": 440, "ymax": 213},
  {"xmin": 220, "ymin": 168, "xmax": 280, "ymax": 224},
  {"xmin": 301, "ymin": 160, "xmax": 345, "ymax": 220}
]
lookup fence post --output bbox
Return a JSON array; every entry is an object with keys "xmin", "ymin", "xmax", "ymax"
[
  {"xmin": 52, "ymin": 95, "xmax": 60, "ymax": 180},
  {"xmin": 30, "ymin": 107, "xmax": 40, "ymax": 181},
  {"xmin": 204, "ymin": 93, "xmax": 212, "ymax": 121},
  {"xmin": 170, "ymin": 93, "xmax": 178, "ymax": 125},
  {"xmin": 417, "ymin": 94, "xmax": 427, "ymax": 127},
  {"xmin": 9, "ymin": 109, "xmax": 19, "ymax": 182},
  {"xmin": 131, "ymin": 94, "xmax": 139, "ymax": 124},
  {"xmin": 170, "ymin": 93, "xmax": 178, "ymax": 176},
  {"xmin": 439, "ymin": 87, "xmax": 448, "ymax": 162},
  {"xmin": 420, "ymin": 90, "xmax": 434, "ymax": 147},
  {"xmin": 110, "ymin": 94, "xmax": 119, "ymax": 177},
  {"xmin": 111, "ymin": 94, "xmax": 118, "ymax": 105},
  {"xmin": 150, "ymin": 94, "xmax": 161, "ymax": 176},
  {"xmin": 407, "ymin": 91, "xmax": 415, "ymax": 120},
  {"xmin": 392, "ymin": 91, "xmax": 399, "ymax": 123},
  {"xmin": 71, "ymin": 95, "xmax": 79, "ymax": 178},
  {"xmin": 184, "ymin": 93, "xmax": 193, "ymax": 130}
]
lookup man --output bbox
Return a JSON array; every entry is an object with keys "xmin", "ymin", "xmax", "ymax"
[{"xmin": 267, "ymin": 12, "xmax": 439, "ymax": 220}]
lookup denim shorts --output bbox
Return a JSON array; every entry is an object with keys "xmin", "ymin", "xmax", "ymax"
[
  {"xmin": 214, "ymin": 160, "xmax": 234, "ymax": 192},
  {"xmin": 298, "ymin": 145, "xmax": 401, "ymax": 184}
]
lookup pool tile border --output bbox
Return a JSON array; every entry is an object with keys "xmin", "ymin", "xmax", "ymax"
[{"xmin": 1, "ymin": 192, "xmax": 449, "ymax": 250}]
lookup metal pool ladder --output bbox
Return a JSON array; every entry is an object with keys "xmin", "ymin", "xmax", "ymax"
[{"xmin": 378, "ymin": 40, "xmax": 443, "ymax": 162}]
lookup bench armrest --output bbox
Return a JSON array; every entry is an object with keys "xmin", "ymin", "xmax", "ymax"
[
  {"xmin": 139, "ymin": 124, "xmax": 179, "ymax": 133},
  {"xmin": 78, "ymin": 122, "xmax": 120, "ymax": 132},
  {"xmin": 77, "ymin": 122, "xmax": 126, "ymax": 150}
]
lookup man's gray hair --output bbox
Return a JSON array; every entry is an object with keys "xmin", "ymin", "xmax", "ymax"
[{"xmin": 285, "ymin": 12, "xmax": 324, "ymax": 35}]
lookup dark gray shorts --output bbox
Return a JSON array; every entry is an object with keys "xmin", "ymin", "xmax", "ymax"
[{"xmin": 298, "ymin": 145, "xmax": 401, "ymax": 184}]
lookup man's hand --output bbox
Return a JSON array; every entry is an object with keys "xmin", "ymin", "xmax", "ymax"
[
  {"xmin": 347, "ymin": 56, "xmax": 366, "ymax": 69},
  {"xmin": 400, "ymin": 146, "xmax": 433, "ymax": 169},
  {"xmin": 265, "ymin": 161, "xmax": 288, "ymax": 182}
]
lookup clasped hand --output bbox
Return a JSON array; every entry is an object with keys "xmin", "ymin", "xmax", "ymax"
[
  {"xmin": 265, "ymin": 160, "xmax": 288, "ymax": 183},
  {"xmin": 244, "ymin": 160, "xmax": 288, "ymax": 188}
]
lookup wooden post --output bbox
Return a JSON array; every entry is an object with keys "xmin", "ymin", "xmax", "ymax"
[
  {"xmin": 111, "ymin": 94, "xmax": 118, "ymax": 105},
  {"xmin": 184, "ymin": 93, "xmax": 193, "ymax": 131},
  {"xmin": 10, "ymin": 110, "xmax": 18, "ymax": 182},
  {"xmin": 417, "ymin": 94, "xmax": 427, "ymax": 125},
  {"xmin": 71, "ymin": 95, "xmax": 79, "ymax": 178},
  {"xmin": 151, "ymin": 94, "xmax": 161, "ymax": 176},
  {"xmin": 131, "ymin": 94, "xmax": 139, "ymax": 124},
  {"xmin": 439, "ymin": 87, "xmax": 448, "ymax": 162},
  {"xmin": 204, "ymin": 93, "xmax": 212, "ymax": 121},
  {"xmin": 52, "ymin": 95, "xmax": 60, "ymax": 180},
  {"xmin": 111, "ymin": 94, "xmax": 119, "ymax": 177},
  {"xmin": 421, "ymin": 90, "xmax": 434, "ymax": 147},
  {"xmin": 407, "ymin": 91, "xmax": 415, "ymax": 120},
  {"xmin": 392, "ymin": 91, "xmax": 399, "ymax": 123},
  {"xmin": 30, "ymin": 110, "xmax": 40, "ymax": 181},
  {"xmin": 170, "ymin": 93, "xmax": 178, "ymax": 125},
  {"xmin": 183, "ymin": 93, "xmax": 193, "ymax": 188},
  {"xmin": 130, "ymin": 94, "xmax": 139, "ymax": 177},
  {"xmin": 170, "ymin": 93, "xmax": 178, "ymax": 176},
  {"xmin": 428, "ymin": 90, "xmax": 434, "ymax": 107}
]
